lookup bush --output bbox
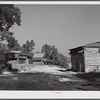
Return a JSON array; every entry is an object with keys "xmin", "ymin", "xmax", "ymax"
[{"xmin": 56, "ymin": 53, "xmax": 69, "ymax": 68}]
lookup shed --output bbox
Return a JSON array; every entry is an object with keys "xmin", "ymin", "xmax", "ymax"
[
  {"xmin": 5, "ymin": 51, "xmax": 32, "ymax": 70},
  {"xmin": 69, "ymin": 42, "xmax": 100, "ymax": 72}
]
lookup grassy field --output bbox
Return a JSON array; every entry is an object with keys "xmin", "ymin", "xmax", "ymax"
[{"xmin": 76, "ymin": 72, "xmax": 100, "ymax": 90}]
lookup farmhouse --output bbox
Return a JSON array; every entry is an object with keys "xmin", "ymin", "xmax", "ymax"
[
  {"xmin": 69, "ymin": 42, "xmax": 100, "ymax": 73},
  {"xmin": 33, "ymin": 52, "xmax": 52, "ymax": 65}
]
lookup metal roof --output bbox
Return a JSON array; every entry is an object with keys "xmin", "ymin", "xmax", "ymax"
[
  {"xmin": 84, "ymin": 42, "xmax": 100, "ymax": 48},
  {"xmin": 33, "ymin": 57, "xmax": 53, "ymax": 62},
  {"xmin": 69, "ymin": 42, "xmax": 100, "ymax": 54},
  {"xmin": 70, "ymin": 42, "xmax": 100, "ymax": 51},
  {"xmin": 11, "ymin": 51, "xmax": 21, "ymax": 53},
  {"xmin": 33, "ymin": 53, "xmax": 45, "ymax": 58}
]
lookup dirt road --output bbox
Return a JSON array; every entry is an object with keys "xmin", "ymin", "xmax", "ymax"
[{"xmin": 0, "ymin": 65, "xmax": 99, "ymax": 90}]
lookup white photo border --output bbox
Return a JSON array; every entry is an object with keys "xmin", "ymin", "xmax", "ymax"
[{"xmin": 0, "ymin": 1, "xmax": 100, "ymax": 99}]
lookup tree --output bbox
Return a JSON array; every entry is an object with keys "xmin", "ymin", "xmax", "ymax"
[
  {"xmin": 22, "ymin": 40, "xmax": 35, "ymax": 54},
  {"xmin": 41, "ymin": 44, "xmax": 58, "ymax": 64},
  {"xmin": 12, "ymin": 40, "xmax": 21, "ymax": 51},
  {"xmin": 41, "ymin": 44, "xmax": 52, "ymax": 59},
  {"xmin": 0, "ymin": 5, "xmax": 21, "ymax": 50},
  {"xmin": 57, "ymin": 53, "xmax": 69, "ymax": 68},
  {"xmin": 0, "ymin": 5, "xmax": 21, "ymax": 31},
  {"xmin": 0, "ymin": 4, "xmax": 21, "ymax": 71},
  {"xmin": 7, "ymin": 37, "xmax": 21, "ymax": 51},
  {"xmin": 41, "ymin": 44, "xmax": 69, "ymax": 68},
  {"xmin": 1, "ymin": 31, "xmax": 21, "ymax": 51},
  {"xmin": 0, "ymin": 4, "xmax": 21, "ymax": 41}
]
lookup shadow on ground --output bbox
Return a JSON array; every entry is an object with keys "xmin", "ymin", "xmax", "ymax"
[{"xmin": 0, "ymin": 72, "xmax": 99, "ymax": 90}]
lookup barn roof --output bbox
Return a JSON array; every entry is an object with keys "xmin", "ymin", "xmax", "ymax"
[
  {"xmin": 69, "ymin": 42, "xmax": 100, "ymax": 54},
  {"xmin": 70, "ymin": 42, "xmax": 100, "ymax": 50},
  {"xmin": 5, "ymin": 51, "xmax": 32, "ymax": 59},
  {"xmin": 84, "ymin": 42, "xmax": 100, "ymax": 48},
  {"xmin": 33, "ymin": 52, "xmax": 52, "ymax": 62},
  {"xmin": 33, "ymin": 53, "xmax": 45, "ymax": 58},
  {"xmin": 33, "ymin": 57, "xmax": 52, "ymax": 62},
  {"xmin": 69, "ymin": 46, "xmax": 83, "ymax": 54},
  {"xmin": 11, "ymin": 51, "xmax": 21, "ymax": 53}
]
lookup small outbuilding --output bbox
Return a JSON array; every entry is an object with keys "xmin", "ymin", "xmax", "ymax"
[
  {"xmin": 5, "ymin": 51, "xmax": 32, "ymax": 70},
  {"xmin": 69, "ymin": 42, "xmax": 100, "ymax": 73}
]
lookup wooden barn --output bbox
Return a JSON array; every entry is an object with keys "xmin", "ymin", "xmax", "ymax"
[{"xmin": 69, "ymin": 42, "xmax": 100, "ymax": 73}]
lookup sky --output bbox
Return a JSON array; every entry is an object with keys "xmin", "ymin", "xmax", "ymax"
[{"xmin": 10, "ymin": 4, "xmax": 100, "ymax": 56}]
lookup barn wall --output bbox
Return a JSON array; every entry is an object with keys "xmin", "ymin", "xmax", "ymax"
[
  {"xmin": 84, "ymin": 47, "xmax": 100, "ymax": 72},
  {"xmin": 71, "ymin": 53, "xmax": 85, "ymax": 72}
]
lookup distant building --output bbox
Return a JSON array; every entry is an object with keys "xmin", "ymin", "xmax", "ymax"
[
  {"xmin": 5, "ymin": 51, "xmax": 32, "ymax": 70},
  {"xmin": 33, "ymin": 52, "xmax": 52, "ymax": 65},
  {"xmin": 69, "ymin": 42, "xmax": 100, "ymax": 72}
]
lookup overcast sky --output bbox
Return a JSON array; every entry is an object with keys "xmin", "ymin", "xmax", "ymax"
[{"xmin": 10, "ymin": 5, "xmax": 100, "ymax": 56}]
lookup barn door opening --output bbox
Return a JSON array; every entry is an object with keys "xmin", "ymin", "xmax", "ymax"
[
  {"xmin": 76, "ymin": 62, "xmax": 80, "ymax": 72},
  {"xmin": 76, "ymin": 62, "xmax": 83, "ymax": 72},
  {"xmin": 79, "ymin": 63, "xmax": 82, "ymax": 72}
]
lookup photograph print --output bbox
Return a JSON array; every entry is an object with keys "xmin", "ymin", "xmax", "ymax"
[{"xmin": 0, "ymin": 4, "xmax": 100, "ymax": 90}]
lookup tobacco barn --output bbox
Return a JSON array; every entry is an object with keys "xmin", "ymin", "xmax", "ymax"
[{"xmin": 69, "ymin": 42, "xmax": 100, "ymax": 73}]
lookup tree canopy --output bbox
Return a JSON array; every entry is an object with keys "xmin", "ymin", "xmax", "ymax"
[
  {"xmin": 41, "ymin": 44, "xmax": 69, "ymax": 68},
  {"xmin": 0, "ymin": 4, "xmax": 22, "ymax": 51},
  {"xmin": 0, "ymin": 4, "xmax": 21, "ymax": 44},
  {"xmin": 6, "ymin": 36, "xmax": 21, "ymax": 51},
  {"xmin": 22, "ymin": 40, "xmax": 35, "ymax": 54},
  {"xmin": 57, "ymin": 53, "xmax": 69, "ymax": 67},
  {"xmin": 0, "ymin": 5, "xmax": 21, "ymax": 32}
]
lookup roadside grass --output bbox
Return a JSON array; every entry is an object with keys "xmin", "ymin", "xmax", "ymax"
[
  {"xmin": 76, "ymin": 72, "xmax": 100, "ymax": 81},
  {"xmin": 76, "ymin": 72, "xmax": 100, "ymax": 89}
]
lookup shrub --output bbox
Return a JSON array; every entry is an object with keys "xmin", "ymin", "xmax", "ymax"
[{"xmin": 56, "ymin": 53, "xmax": 69, "ymax": 68}]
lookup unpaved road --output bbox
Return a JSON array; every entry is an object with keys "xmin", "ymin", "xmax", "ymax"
[{"xmin": 0, "ymin": 65, "xmax": 99, "ymax": 90}]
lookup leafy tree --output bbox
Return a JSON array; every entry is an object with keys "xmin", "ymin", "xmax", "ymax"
[
  {"xmin": 0, "ymin": 4, "xmax": 21, "ymax": 71},
  {"xmin": 0, "ymin": 4, "xmax": 21, "ymax": 43},
  {"xmin": 0, "ymin": 5, "xmax": 21, "ymax": 50},
  {"xmin": 41, "ymin": 44, "xmax": 58, "ymax": 65},
  {"xmin": 0, "ymin": 4, "xmax": 21, "ymax": 32},
  {"xmin": 12, "ymin": 40, "xmax": 21, "ymax": 51},
  {"xmin": 7, "ymin": 37, "xmax": 21, "ymax": 50},
  {"xmin": 0, "ymin": 4, "xmax": 22, "ymax": 51},
  {"xmin": 22, "ymin": 40, "xmax": 35, "ymax": 54},
  {"xmin": 41, "ymin": 44, "xmax": 52, "ymax": 59},
  {"xmin": 1, "ymin": 31, "xmax": 21, "ymax": 50},
  {"xmin": 49, "ymin": 46, "xmax": 59, "ymax": 64},
  {"xmin": 41, "ymin": 44, "xmax": 69, "ymax": 68},
  {"xmin": 57, "ymin": 53, "xmax": 69, "ymax": 68}
]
